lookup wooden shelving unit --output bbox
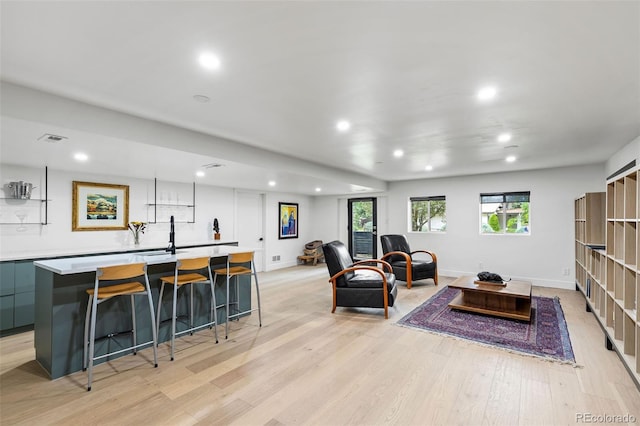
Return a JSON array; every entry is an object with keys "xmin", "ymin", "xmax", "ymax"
[
  {"xmin": 576, "ymin": 166, "xmax": 639, "ymax": 388},
  {"xmin": 574, "ymin": 192, "xmax": 605, "ymax": 297}
]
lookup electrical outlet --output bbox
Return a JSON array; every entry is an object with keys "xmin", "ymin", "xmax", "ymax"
[
  {"xmin": 562, "ymin": 268, "xmax": 570, "ymax": 276},
  {"xmin": 478, "ymin": 262, "xmax": 483, "ymax": 270},
  {"xmin": 272, "ymin": 255, "xmax": 281, "ymax": 262}
]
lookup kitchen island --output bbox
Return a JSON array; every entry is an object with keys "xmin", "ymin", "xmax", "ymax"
[{"xmin": 33, "ymin": 245, "xmax": 255, "ymax": 379}]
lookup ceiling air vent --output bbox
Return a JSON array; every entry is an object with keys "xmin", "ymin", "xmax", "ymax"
[
  {"xmin": 202, "ymin": 163, "xmax": 224, "ymax": 169},
  {"xmin": 37, "ymin": 133, "xmax": 68, "ymax": 143}
]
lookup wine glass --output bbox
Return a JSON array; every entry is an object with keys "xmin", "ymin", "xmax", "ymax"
[{"xmin": 15, "ymin": 210, "xmax": 27, "ymax": 232}]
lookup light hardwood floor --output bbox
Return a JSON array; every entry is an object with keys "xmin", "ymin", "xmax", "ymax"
[{"xmin": 1, "ymin": 265, "xmax": 639, "ymax": 425}]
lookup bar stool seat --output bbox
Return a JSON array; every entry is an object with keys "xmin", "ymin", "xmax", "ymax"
[
  {"xmin": 83, "ymin": 262, "xmax": 158, "ymax": 391},
  {"xmin": 157, "ymin": 257, "xmax": 219, "ymax": 361},
  {"xmin": 213, "ymin": 251, "xmax": 262, "ymax": 339}
]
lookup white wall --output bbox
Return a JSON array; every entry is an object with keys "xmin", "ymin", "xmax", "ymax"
[
  {"xmin": 606, "ymin": 136, "xmax": 640, "ymax": 178},
  {"xmin": 312, "ymin": 164, "xmax": 606, "ymax": 289},
  {"xmin": 0, "ymin": 165, "xmax": 235, "ymax": 257},
  {"xmin": 0, "ymin": 164, "xmax": 312, "ymax": 271},
  {"xmin": 263, "ymin": 192, "xmax": 312, "ymax": 271},
  {"xmin": 1, "ymin": 161, "xmax": 622, "ymax": 285}
]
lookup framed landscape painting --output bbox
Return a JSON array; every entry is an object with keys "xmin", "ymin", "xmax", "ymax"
[
  {"xmin": 279, "ymin": 202, "xmax": 298, "ymax": 239},
  {"xmin": 72, "ymin": 181, "xmax": 129, "ymax": 231}
]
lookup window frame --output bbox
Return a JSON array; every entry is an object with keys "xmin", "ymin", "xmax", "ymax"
[
  {"xmin": 479, "ymin": 191, "xmax": 531, "ymax": 235},
  {"xmin": 408, "ymin": 195, "xmax": 447, "ymax": 233}
]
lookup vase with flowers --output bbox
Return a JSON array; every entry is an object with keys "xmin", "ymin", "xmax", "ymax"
[{"xmin": 129, "ymin": 221, "xmax": 147, "ymax": 245}]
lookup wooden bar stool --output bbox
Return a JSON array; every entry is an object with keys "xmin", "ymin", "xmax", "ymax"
[
  {"xmin": 213, "ymin": 251, "xmax": 262, "ymax": 339},
  {"xmin": 157, "ymin": 257, "xmax": 219, "ymax": 361},
  {"xmin": 83, "ymin": 262, "xmax": 158, "ymax": 391}
]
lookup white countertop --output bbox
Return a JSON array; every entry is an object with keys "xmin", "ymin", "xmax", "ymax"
[
  {"xmin": 33, "ymin": 245, "xmax": 258, "ymax": 275},
  {"xmin": 0, "ymin": 240, "xmax": 238, "ymax": 262}
]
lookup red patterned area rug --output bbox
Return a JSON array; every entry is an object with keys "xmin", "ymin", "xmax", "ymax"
[{"xmin": 398, "ymin": 286, "xmax": 576, "ymax": 364}]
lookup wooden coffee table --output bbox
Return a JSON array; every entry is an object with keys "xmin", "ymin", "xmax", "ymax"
[{"xmin": 448, "ymin": 276, "xmax": 532, "ymax": 321}]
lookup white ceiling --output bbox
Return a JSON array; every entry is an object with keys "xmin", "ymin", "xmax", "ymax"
[{"xmin": 1, "ymin": 1, "xmax": 639, "ymax": 195}]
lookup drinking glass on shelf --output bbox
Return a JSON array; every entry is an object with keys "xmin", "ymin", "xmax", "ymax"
[{"xmin": 15, "ymin": 210, "xmax": 27, "ymax": 232}]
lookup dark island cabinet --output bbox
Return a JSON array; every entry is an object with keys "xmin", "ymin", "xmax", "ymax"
[{"xmin": 0, "ymin": 260, "xmax": 36, "ymax": 332}]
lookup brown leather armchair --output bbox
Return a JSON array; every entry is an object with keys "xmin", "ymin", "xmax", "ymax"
[
  {"xmin": 380, "ymin": 234, "xmax": 438, "ymax": 289},
  {"xmin": 322, "ymin": 240, "xmax": 397, "ymax": 319}
]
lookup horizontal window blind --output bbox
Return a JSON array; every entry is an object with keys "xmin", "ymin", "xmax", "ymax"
[
  {"xmin": 480, "ymin": 191, "xmax": 530, "ymax": 203},
  {"xmin": 410, "ymin": 195, "xmax": 446, "ymax": 202}
]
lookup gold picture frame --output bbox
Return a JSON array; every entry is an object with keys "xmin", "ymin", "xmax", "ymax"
[{"xmin": 72, "ymin": 181, "xmax": 129, "ymax": 231}]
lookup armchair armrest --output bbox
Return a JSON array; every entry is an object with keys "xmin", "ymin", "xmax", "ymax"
[
  {"xmin": 327, "ymin": 265, "xmax": 389, "ymax": 285},
  {"xmin": 381, "ymin": 251, "xmax": 411, "ymax": 264},
  {"xmin": 352, "ymin": 258, "xmax": 393, "ymax": 273},
  {"xmin": 410, "ymin": 250, "xmax": 437, "ymax": 263}
]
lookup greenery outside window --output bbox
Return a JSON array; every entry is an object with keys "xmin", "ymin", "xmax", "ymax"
[
  {"xmin": 409, "ymin": 196, "xmax": 446, "ymax": 232},
  {"xmin": 480, "ymin": 192, "xmax": 530, "ymax": 234}
]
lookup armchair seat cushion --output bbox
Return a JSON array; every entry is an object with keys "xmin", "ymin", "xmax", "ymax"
[
  {"xmin": 391, "ymin": 260, "xmax": 436, "ymax": 273},
  {"xmin": 345, "ymin": 271, "xmax": 396, "ymax": 289}
]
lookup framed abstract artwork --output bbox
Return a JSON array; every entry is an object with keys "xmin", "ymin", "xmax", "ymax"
[
  {"xmin": 72, "ymin": 181, "xmax": 129, "ymax": 231},
  {"xmin": 278, "ymin": 202, "xmax": 298, "ymax": 239}
]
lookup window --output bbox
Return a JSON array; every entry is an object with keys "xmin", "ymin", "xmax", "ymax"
[
  {"xmin": 480, "ymin": 191, "xmax": 530, "ymax": 234},
  {"xmin": 409, "ymin": 196, "xmax": 446, "ymax": 232}
]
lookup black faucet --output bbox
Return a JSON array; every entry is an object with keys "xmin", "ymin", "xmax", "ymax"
[{"xmin": 166, "ymin": 215, "xmax": 176, "ymax": 254}]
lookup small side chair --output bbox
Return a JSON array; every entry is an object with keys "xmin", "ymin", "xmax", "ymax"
[
  {"xmin": 380, "ymin": 234, "xmax": 438, "ymax": 289},
  {"xmin": 83, "ymin": 262, "xmax": 158, "ymax": 391},
  {"xmin": 157, "ymin": 256, "xmax": 219, "ymax": 361},
  {"xmin": 213, "ymin": 251, "xmax": 262, "ymax": 339}
]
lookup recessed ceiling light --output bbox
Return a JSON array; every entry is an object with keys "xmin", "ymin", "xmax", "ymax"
[
  {"xmin": 74, "ymin": 152, "xmax": 88, "ymax": 162},
  {"xmin": 425, "ymin": 165, "xmax": 433, "ymax": 171},
  {"xmin": 336, "ymin": 120, "xmax": 351, "ymax": 132},
  {"xmin": 315, "ymin": 187, "xmax": 322, "ymax": 192},
  {"xmin": 196, "ymin": 170, "xmax": 205, "ymax": 177},
  {"xmin": 477, "ymin": 86, "xmax": 497, "ymax": 101},
  {"xmin": 506, "ymin": 155, "xmax": 517, "ymax": 163},
  {"xmin": 393, "ymin": 149, "xmax": 404, "ymax": 158},
  {"xmin": 497, "ymin": 133, "xmax": 512, "ymax": 143},
  {"xmin": 198, "ymin": 52, "xmax": 221, "ymax": 70},
  {"xmin": 193, "ymin": 95, "xmax": 210, "ymax": 103},
  {"xmin": 268, "ymin": 180, "xmax": 276, "ymax": 187}
]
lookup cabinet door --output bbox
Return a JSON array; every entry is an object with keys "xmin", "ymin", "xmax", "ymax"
[
  {"xmin": 0, "ymin": 295, "xmax": 14, "ymax": 330},
  {"xmin": 0, "ymin": 262, "xmax": 15, "ymax": 297},
  {"xmin": 14, "ymin": 291, "xmax": 34, "ymax": 327},
  {"xmin": 14, "ymin": 261, "xmax": 35, "ymax": 294}
]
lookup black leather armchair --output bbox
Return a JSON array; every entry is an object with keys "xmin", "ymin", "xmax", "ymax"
[
  {"xmin": 380, "ymin": 234, "xmax": 438, "ymax": 289},
  {"xmin": 322, "ymin": 240, "xmax": 398, "ymax": 319}
]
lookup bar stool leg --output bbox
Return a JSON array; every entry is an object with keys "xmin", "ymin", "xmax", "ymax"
[
  {"xmin": 208, "ymin": 276, "xmax": 219, "ymax": 343},
  {"xmin": 130, "ymin": 295, "xmax": 137, "ymax": 355},
  {"xmin": 225, "ymin": 272, "xmax": 230, "ymax": 339},
  {"xmin": 83, "ymin": 296, "xmax": 92, "ymax": 371},
  {"xmin": 252, "ymin": 265, "xmax": 262, "ymax": 327},
  {"xmin": 235, "ymin": 275, "xmax": 240, "ymax": 321},
  {"xmin": 145, "ymin": 286, "xmax": 158, "ymax": 368},
  {"xmin": 171, "ymin": 281, "xmax": 178, "ymax": 361},
  {"xmin": 87, "ymin": 296, "xmax": 98, "ymax": 391},
  {"xmin": 156, "ymin": 283, "xmax": 165, "ymax": 346},
  {"xmin": 189, "ymin": 283, "xmax": 194, "ymax": 335}
]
